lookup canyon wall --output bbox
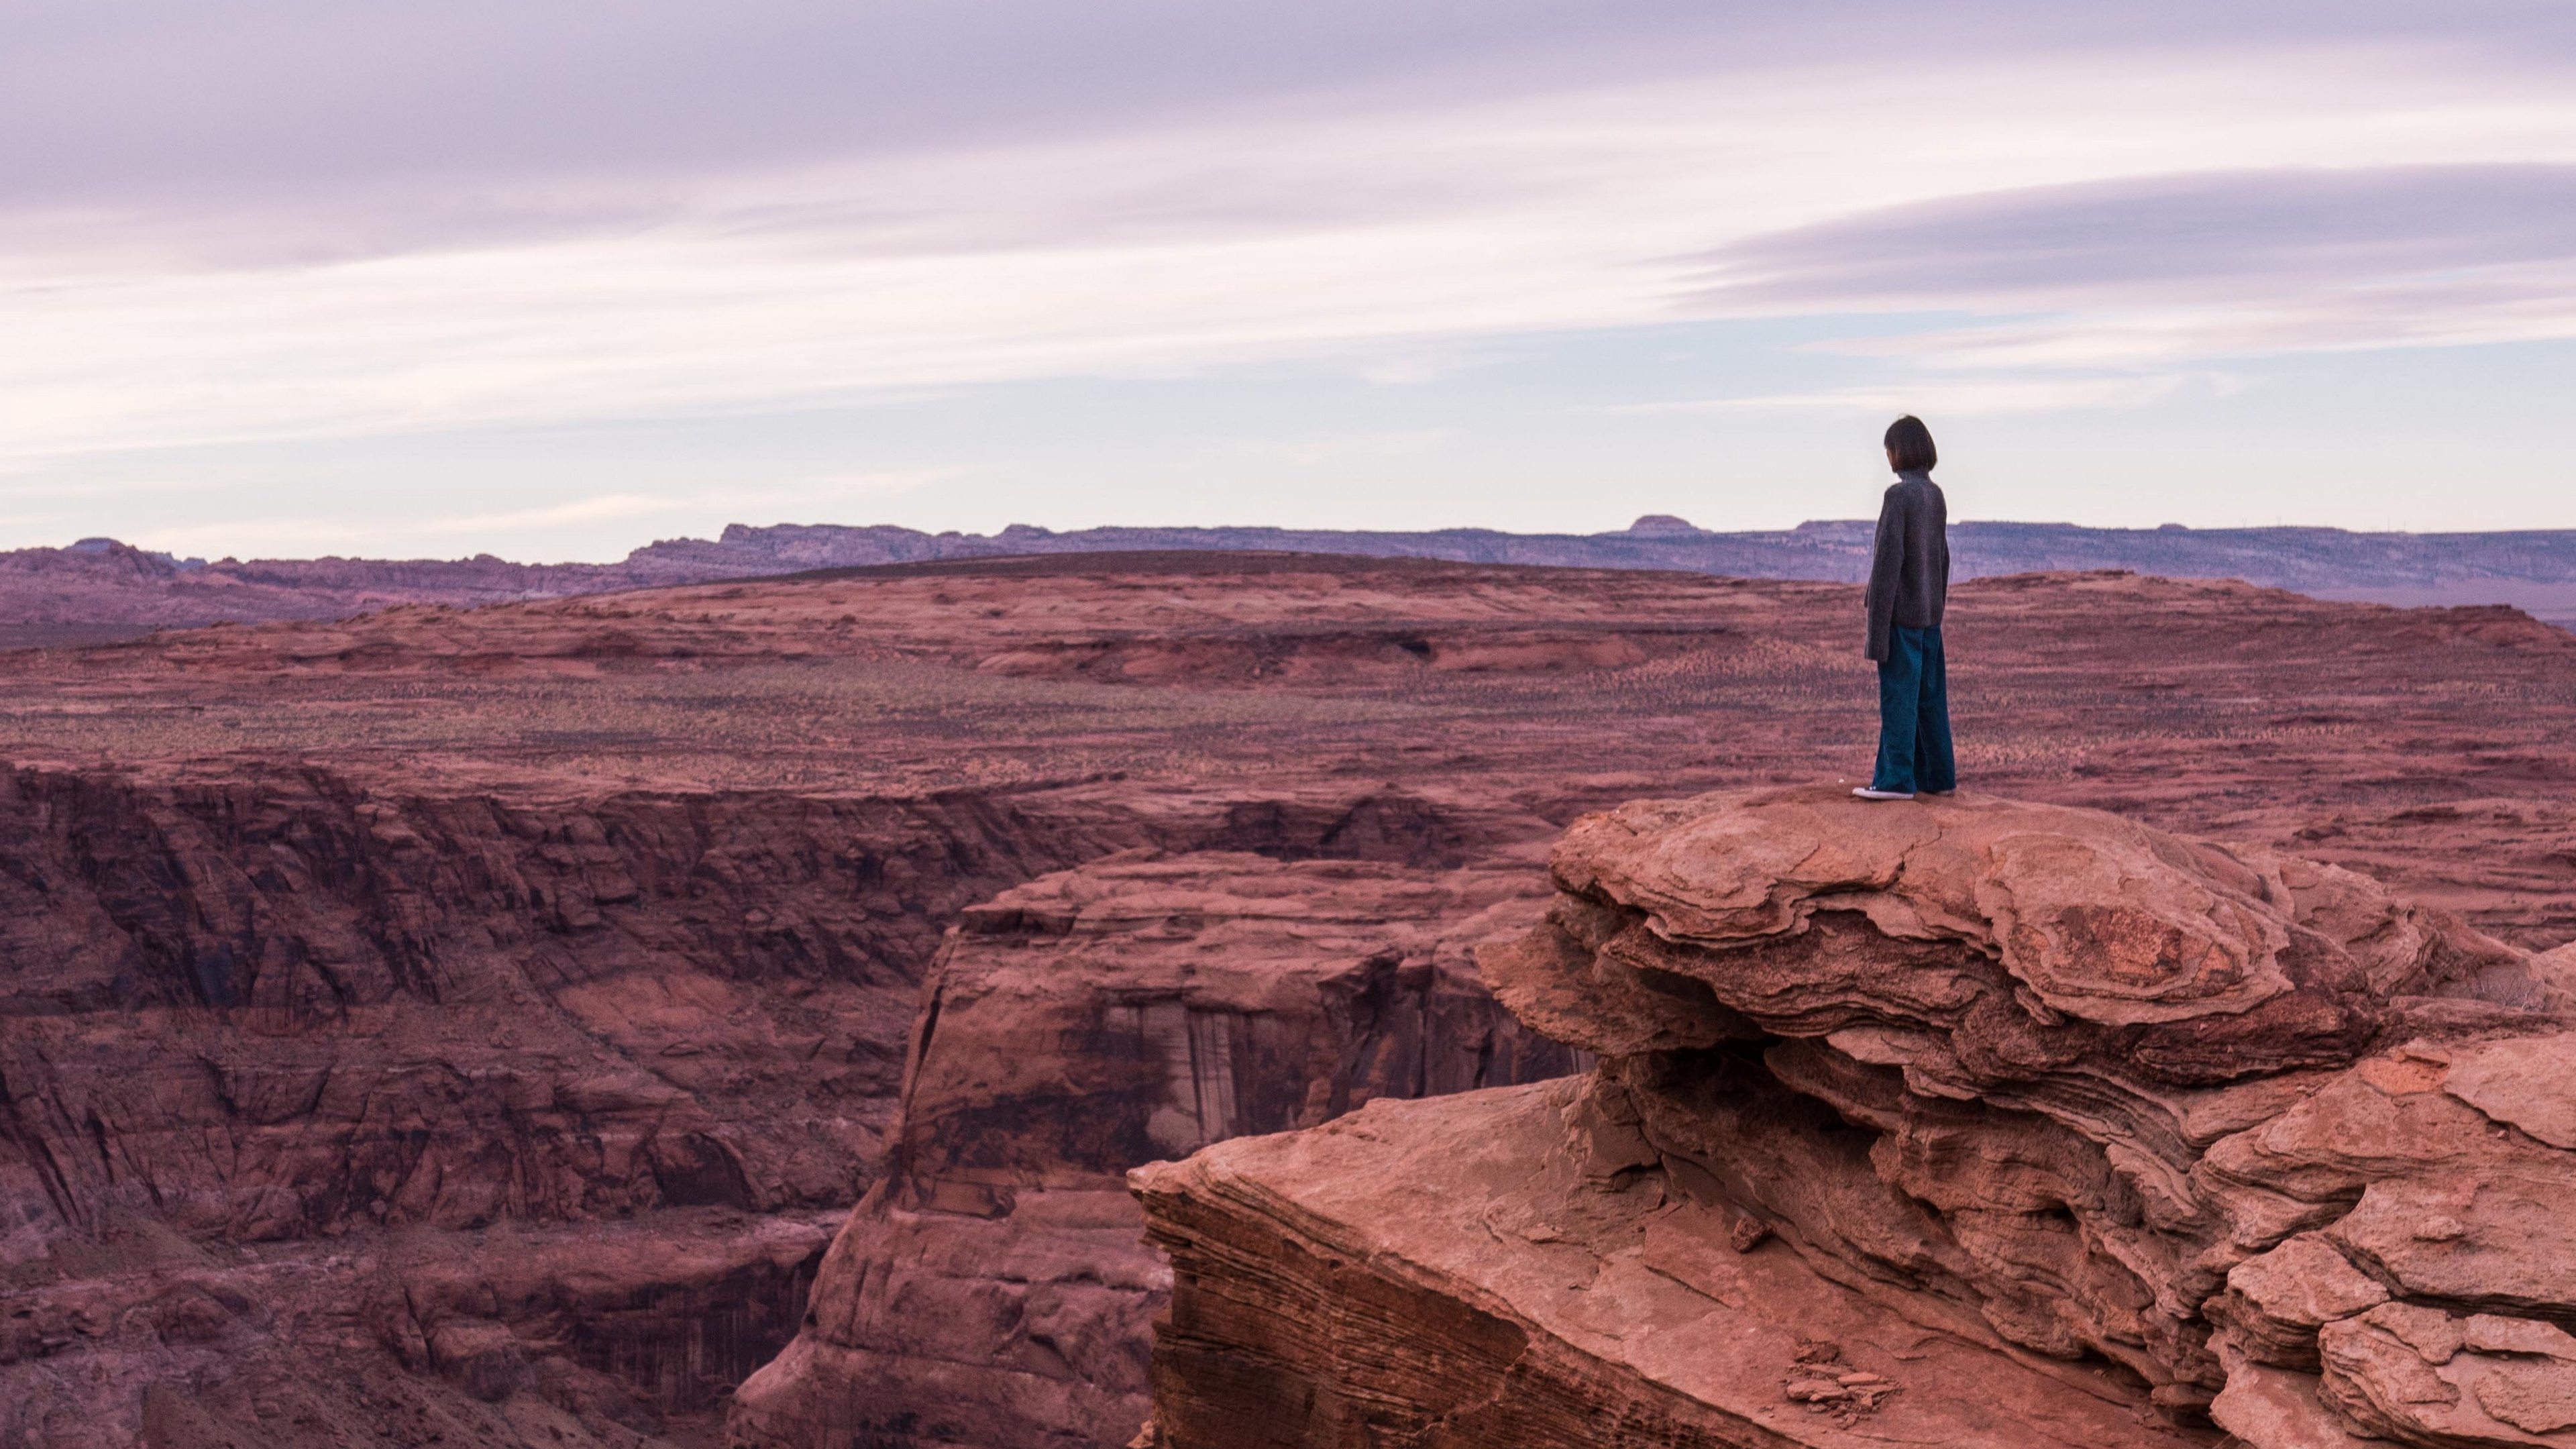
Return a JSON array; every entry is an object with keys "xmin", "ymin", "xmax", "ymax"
[
  {"xmin": 0, "ymin": 758, "xmax": 1527, "ymax": 1445},
  {"xmin": 729, "ymin": 851, "xmax": 1582, "ymax": 1448},
  {"xmin": 1135, "ymin": 786, "xmax": 2576, "ymax": 1448}
]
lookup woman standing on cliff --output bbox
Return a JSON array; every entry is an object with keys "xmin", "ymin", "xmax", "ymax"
[{"xmin": 1854, "ymin": 416, "xmax": 1956, "ymax": 801}]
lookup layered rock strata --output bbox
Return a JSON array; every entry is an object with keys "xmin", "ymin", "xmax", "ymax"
[
  {"xmin": 729, "ymin": 851, "xmax": 1582, "ymax": 1448},
  {"xmin": 0, "ymin": 759, "xmax": 1520, "ymax": 1443},
  {"xmin": 1135, "ymin": 785, "xmax": 2576, "ymax": 1448},
  {"xmin": 2, "ymin": 1207, "xmax": 835, "ymax": 1449},
  {"xmin": 1136, "ymin": 1080, "xmax": 2196, "ymax": 1447}
]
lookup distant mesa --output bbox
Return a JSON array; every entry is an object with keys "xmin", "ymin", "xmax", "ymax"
[
  {"xmin": 54, "ymin": 536, "xmax": 205, "ymax": 571},
  {"xmin": 9, "ymin": 514, "xmax": 2576, "ymax": 653},
  {"xmin": 1622, "ymin": 514, "xmax": 1703, "ymax": 536}
]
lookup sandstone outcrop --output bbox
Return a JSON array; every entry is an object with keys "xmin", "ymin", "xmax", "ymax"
[
  {"xmin": 1134, "ymin": 785, "xmax": 2576, "ymax": 1448},
  {"xmin": 729, "ymin": 851, "xmax": 1582, "ymax": 1448}
]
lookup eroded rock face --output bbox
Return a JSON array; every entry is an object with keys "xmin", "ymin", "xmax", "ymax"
[
  {"xmin": 729, "ymin": 851, "xmax": 1582, "ymax": 1449},
  {"xmin": 1137, "ymin": 1080, "xmax": 2202, "ymax": 1448},
  {"xmin": 1, "ymin": 1206, "xmax": 836, "ymax": 1449},
  {"xmin": 1135, "ymin": 786, "xmax": 2576, "ymax": 1448},
  {"xmin": 0, "ymin": 759, "xmax": 1517, "ymax": 1444}
]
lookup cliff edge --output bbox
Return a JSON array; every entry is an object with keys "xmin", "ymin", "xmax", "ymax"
[
  {"xmin": 1133, "ymin": 784, "xmax": 2576, "ymax": 1448},
  {"xmin": 729, "ymin": 851, "xmax": 1580, "ymax": 1449}
]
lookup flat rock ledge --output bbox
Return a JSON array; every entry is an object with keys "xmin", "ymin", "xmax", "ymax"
[{"xmin": 1131, "ymin": 784, "xmax": 2576, "ymax": 1449}]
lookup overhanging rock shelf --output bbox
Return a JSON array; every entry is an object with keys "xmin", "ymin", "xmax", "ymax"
[{"xmin": 1135, "ymin": 784, "xmax": 2576, "ymax": 1449}]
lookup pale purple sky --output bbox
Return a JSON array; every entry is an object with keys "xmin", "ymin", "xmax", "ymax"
[{"xmin": 5, "ymin": 1, "xmax": 2575, "ymax": 559}]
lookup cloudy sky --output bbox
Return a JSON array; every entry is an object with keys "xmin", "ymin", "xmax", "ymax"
[{"xmin": 6, "ymin": 1, "xmax": 2575, "ymax": 561}]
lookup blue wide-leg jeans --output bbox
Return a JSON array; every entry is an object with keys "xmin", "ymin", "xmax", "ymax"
[{"xmin": 1871, "ymin": 625, "xmax": 1956, "ymax": 795}]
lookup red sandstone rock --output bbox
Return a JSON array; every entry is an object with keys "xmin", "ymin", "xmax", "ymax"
[
  {"xmin": 1133, "ymin": 786, "xmax": 2576, "ymax": 1449},
  {"xmin": 0, "ymin": 756, "xmax": 1531, "ymax": 1444},
  {"xmin": 1, "ymin": 1206, "xmax": 833, "ymax": 1448},
  {"xmin": 8, "ymin": 557, "xmax": 2571, "ymax": 956},
  {"xmin": 8, "ymin": 556, "xmax": 2576, "ymax": 1445},
  {"xmin": 728, "ymin": 851, "xmax": 1579, "ymax": 1448},
  {"xmin": 1134, "ymin": 1081, "xmax": 2191, "ymax": 1448}
]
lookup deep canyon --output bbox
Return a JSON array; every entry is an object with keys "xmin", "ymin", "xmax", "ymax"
[{"xmin": 3, "ymin": 551, "xmax": 2575, "ymax": 1447}]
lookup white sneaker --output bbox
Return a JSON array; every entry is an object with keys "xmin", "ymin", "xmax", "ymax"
[{"xmin": 1852, "ymin": 787, "xmax": 1915, "ymax": 801}]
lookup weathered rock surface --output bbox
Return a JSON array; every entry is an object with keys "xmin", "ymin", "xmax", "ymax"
[
  {"xmin": 3, "ymin": 1207, "xmax": 835, "ymax": 1449},
  {"xmin": 13, "ymin": 555, "xmax": 2573, "ymax": 957},
  {"xmin": 1135, "ymin": 786, "xmax": 2576, "ymax": 1448},
  {"xmin": 1136, "ymin": 1080, "xmax": 2203, "ymax": 1448},
  {"xmin": 729, "ymin": 851, "xmax": 1581, "ymax": 1448},
  {"xmin": 0, "ymin": 753, "xmax": 1525, "ymax": 1444},
  {"xmin": 9, "ymin": 553, "xmax": 2576, "ymax": 1445}
]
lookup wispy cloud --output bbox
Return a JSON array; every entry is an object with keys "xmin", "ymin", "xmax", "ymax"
[
  {"xmin": 121, "ymin": 493, "xmax": 689, "ymax": 557},
  {"xmin": 1686, "ymin": 164, "xmax": 2576, "ymax": 371},
  {"xmin": 119, "ymin": 472, "xmax": 953, "ymax": 559},
  {"xmin": 1619, "ymin": 373, "xmax": 2242, "ymax": 417},
  {"xmin": 7, "ymin": 2, "xmax": 2576, "ymax": 553},
  {"xmin": 1274, "ymin": 430, "xmax": 1450, "ymax": 466},
  {"xmin": 8, "ymin": 39, "xmax": 2575, "ymax": 466},
  {"xmin": 1705, "ymin": 165, "xmax": 2576, "ymax": 305}
]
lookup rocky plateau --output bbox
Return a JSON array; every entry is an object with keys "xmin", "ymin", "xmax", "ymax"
[
  {"xmin": 0, "ymin": 549, "xmax": 2571, "ymax": 1447},
  {"xmin": 13, "ymin": 513, "xmax": 2576, "ymax": 651}
]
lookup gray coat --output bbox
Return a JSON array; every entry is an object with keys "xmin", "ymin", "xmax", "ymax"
[{"xmin": 1864, "ymin": 472, "xmax": 1948, "ymax": 661}]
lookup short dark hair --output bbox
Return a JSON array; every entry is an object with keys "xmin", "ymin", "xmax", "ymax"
[{"xmin": 1884, "ymin": 415, "xmax": 1937, "ymax": 473}]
